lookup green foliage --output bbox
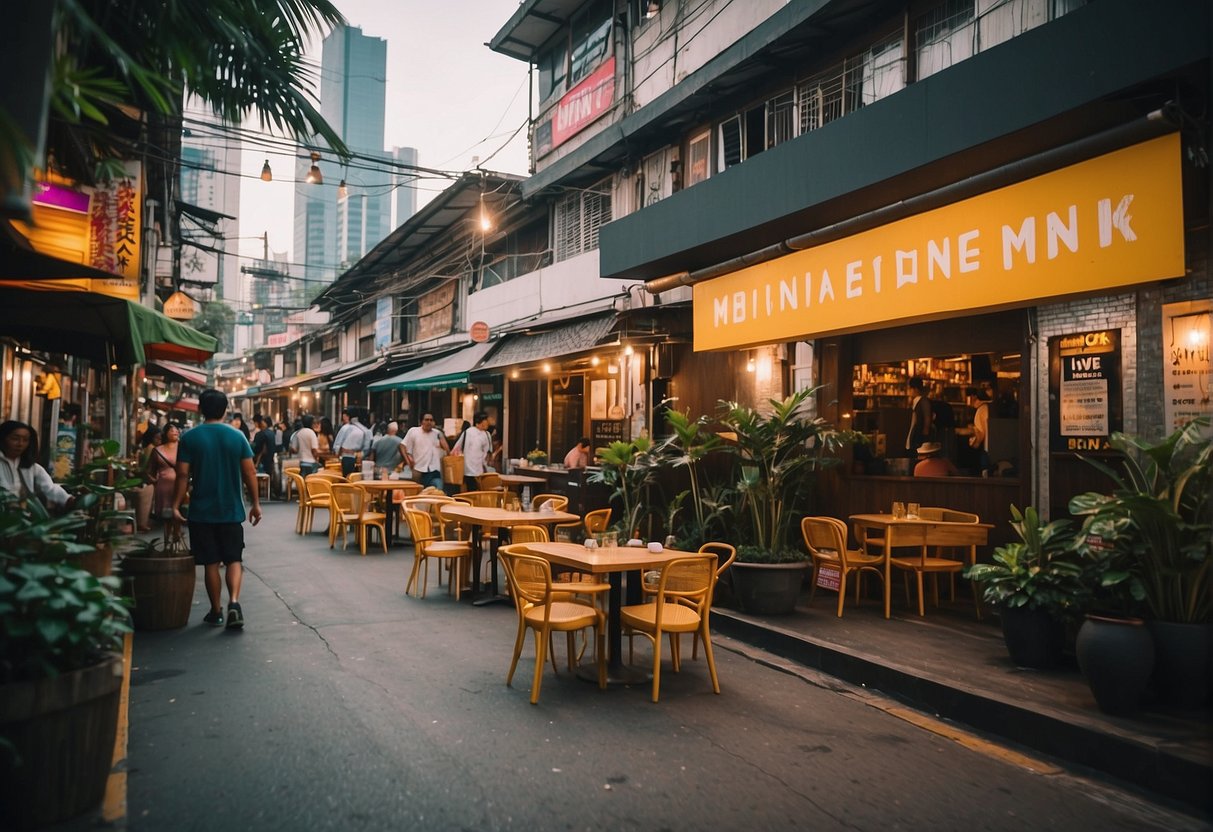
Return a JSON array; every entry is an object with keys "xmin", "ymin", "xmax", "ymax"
[
  {"xmin": 589, "ymin": 437, "xmax": 660, "ymax": 537},
  {"xmin": 0, "ymin": 492, "xmax": 95, "ymax": 565},
  {"xmin": 60, "ymin": 436, "xmax": 144, "ymax": 547},
  {"xmin": 1068, "ymin": 418, "xmax": 1211, "ymax": 623},
  {"xmin": 657, "ymin": 408, "xmax": 730, "ymax": 549},
  {"xmin": 716, "ymin": 387, "xmax": 863, "ymax": 561},
  {"xmin": 192, "ymin": 302, "xmax": 236, "ymax": 354},
  {"xmin": 965, "ymin": 505, "xmax": 1085, "ymax": 616}
]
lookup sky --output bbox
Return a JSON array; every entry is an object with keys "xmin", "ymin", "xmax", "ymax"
[{"xmin": 234, "ymin": 1, "xmax": 531, "ymax": 265}]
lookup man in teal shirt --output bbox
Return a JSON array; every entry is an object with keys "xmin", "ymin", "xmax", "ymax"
[{"xmin": 173, "ymin": 388, "xmax": 262, "ymax": 629}]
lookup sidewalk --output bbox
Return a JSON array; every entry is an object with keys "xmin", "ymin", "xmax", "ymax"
[{"xmin": 711, "ymin": 590, "xmax": 1212, "ymax": 815}]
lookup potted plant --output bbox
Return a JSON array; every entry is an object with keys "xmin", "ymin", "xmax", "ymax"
[
  {"xmin": 716, "ymin": 387, "xmax": 862, "ymax": 614},
  {"xmin": 1069, "ymin": 417, "xmax": 1211, "ymax": 709},
  {"xmin": 964, "ymin": 505, "xmax": 1084, "ymax": 668},
  {"xmin": 589, "ymin": 436, "xmax": 660, "ymax": 538},
  {"xmin": 0, "ymin": 490, "xmax": 131, "ymax": 829},
  {"xmin": 525, "ymin": 447, "xmax": 548, "ymax": 467},
  {"xmin": 118, "ymin": 531, "xmax": 196, "ymax": 631},
  {"xmin": 656, "ymin": 408, "xmax": 730, "ymax": 551},
  {"xmin": 61, "ymin": 437, "xmax": 145, "ymax": 577}
]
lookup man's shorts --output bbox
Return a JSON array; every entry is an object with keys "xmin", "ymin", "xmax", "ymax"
[{"xmin": 188, "ymin": 522, "xmax": 244, "ymax": 565}]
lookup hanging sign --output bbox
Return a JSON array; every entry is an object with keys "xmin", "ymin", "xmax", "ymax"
[
  {"xmin": 469, "ymin": 321, "xmax": 490, "ymax": 343},
  {"xmin": 163, "ymin": 291, "xmax": 196, "ymax": 320},
  {"xmin": 1049, "ymin": 329, "xmax": 1122, "ymax": 452},
  {"xmin": 1162, "ymin": 301, "xmax": 1212, "ymax": 435}
]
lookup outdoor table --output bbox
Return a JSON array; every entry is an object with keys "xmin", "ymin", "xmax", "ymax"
[
  {"xmin": 438, "ymin": 504, "xmax": 580, "ymax": 606},
  {"xmin": 848, "ymin": 514, "xmax": 993, "ymax": 619},
  {"xmin": 354, "ymin": 479, "xmax": 421, "ymax": 546},
  {"xmin": 498, "ymin": 473, "xmax": 547, "ymax": 493},
  {"xmin": 524, "ymin": 541, "xmax": 690, "ymax": 684}
]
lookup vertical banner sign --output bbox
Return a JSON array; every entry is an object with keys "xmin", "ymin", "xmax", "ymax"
[
  {"xmin": 87, "ymin": 160, "xmax": 142, "ymax": 300},
  {"xmin": 1162, "ymin": 301, "xmax": 1212, "ymax": 435},
  {"xmin": 374, "ymin": 297, "xmax": 392, "ymax": 352},
  {"xmin": 1049, "ymin": 329, "xmax": 1122, "ymax": 451}
]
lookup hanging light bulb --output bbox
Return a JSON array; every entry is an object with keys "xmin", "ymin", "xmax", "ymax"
[
  {"xmin": 478, "ymin": 190, "xmax": 491, "ymax": 231},
  {"xmin": 305, "ymin": 152, "xmax": 323, "ymax": 185},
  {"xmin": 260, "ymin": 159, "xmax": 273, "ymax": 182},
  {"xmin": 337, "ymin": 179, "xmax": 348, "ymax": 200},
  {"xmin": 746, "ymin": 355, "xmax": 756, "ymax": 373}
]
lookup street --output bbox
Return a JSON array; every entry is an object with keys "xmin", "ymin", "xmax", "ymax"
[{"xmin": 124, "ymin": 502, "xmax": 1201, "ymax": 831}]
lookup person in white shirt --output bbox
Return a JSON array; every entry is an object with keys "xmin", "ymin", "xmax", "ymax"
[
  {"xmin": 0, "ymin": 420, "xmax": 73, "ymax": 511},
  {"xmin": 291, "ymin": 414, "xmax": 320, "ymax": 475},
  {"xmin": 457, "ymin": 411, "xmax": 494, "ymax": 491},
  {"xmin": 402, "ymin": 413, "xmax": 449, "ymax": 489},
  {"xmin": 332, "ymin": 408, "xmax": 370, "ymax": 477}
]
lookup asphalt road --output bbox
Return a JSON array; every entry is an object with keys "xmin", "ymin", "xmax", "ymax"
[{"xmin": 124, "ymin": 502, "xmax": 1203, "ymax": 832}]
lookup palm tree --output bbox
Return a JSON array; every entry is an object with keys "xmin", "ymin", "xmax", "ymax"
[{"xmin": 4, "ymin": 0, "xmax": 349, "ymax": 203}]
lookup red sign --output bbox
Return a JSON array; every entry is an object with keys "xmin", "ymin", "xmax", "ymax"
[
  {"xmin": 815, "ymin": 565, "xmax": 841, "ymax": 591},
  {"xmin": 469, "ymin": 321, "xmax": 490, "ymax": 343},
  {"xmin": 551, "ymin": 57, "xmax": 616, "ymax": 149}
]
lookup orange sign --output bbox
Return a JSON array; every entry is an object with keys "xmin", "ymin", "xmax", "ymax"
[
  {"xmin": 469, "ymin": 321, "xmax": 490, "ymax": 343},
  {"xmin": 693, "ymin": 134, "xmax": 1185, "ymax": 351}
]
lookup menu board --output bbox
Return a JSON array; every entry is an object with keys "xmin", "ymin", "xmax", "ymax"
[
  {"xmin": 591, "ymin": 419, "xmax": 624, "ymax": 451},
  {"xmin": 1162, "ymin": 301, "xmax": 1212, "ymax": 435},
  {"xmin": 1049, "ymin": 329, "xmax": 1122, "ymax": 452}
]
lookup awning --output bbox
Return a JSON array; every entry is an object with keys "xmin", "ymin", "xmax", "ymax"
[
  {"xmin": 368, "ymin": 341, "xmax": 498, "ymax": 392},
  {"xmin": 0, "ymin": 221, "xmax": 125, "ymax": 281},
  {"xmin": 314, "ymin": 355, "xmax": 390, "ymax": 389},
  {"xmin": 147, "ymin": 359, "xmax": 209, "ymax": 386},
  {"xmin": 258, "ymin": 371, "xmax": 326, "ymax": 393},
  {"xmin": 174, "ymin": 396, "xmax": 200, "ymax": 413},
  {"xmin": 475, "ymin": 314, "xmax": 618, "ymax": 372},
  {"xmin": 0, "ymin": 285, "xmax": 218, "ymax": 365}
]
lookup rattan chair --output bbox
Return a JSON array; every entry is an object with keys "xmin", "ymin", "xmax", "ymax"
[
  {"xmin": 301, "ymin": 476, "xmax": 334, "ymax": 535},
  {"xmin": 802, "ymin": 516, "xmax": 885, "ymax": 618},
  {"xmin": 620, "ymin": 553, "xmax": 720, "ymax": 702},
  {"xmin": 285, "ymin": 471, "xmax": 307, "ymax": 533},
  {"xmin": 403, "ymin": 508, "xmax": 471, "ymax": 600},
  {"xmin": 476, "ymin": 472, "xmax": 503, "ymax": 491},
  {"xmin": 330, "ymin": 483, "xmax": 388, "ymax": 555},
  {"xmin": 499, "ymin": 544, "xmax": 606, "ymax": 704}
]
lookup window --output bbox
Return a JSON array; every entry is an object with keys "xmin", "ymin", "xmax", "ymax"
[
  {"xmin": 480, "ymin": 219, "xmax": 551, "ymax": 289},
  {"xmin": 718, "ymin": 115, "xmax": 743, "ymax": 170},
  {"xmin": 914, "ymin": 0, "xmax": 1080, "ymax": 80},
  {"xmin": 799, "ymin": 34, "xmax": 904, "ymax": 132},
  {"xmin": 357, "ymin": 307, "xmax": 375, "ymax": 360},
  {"xmin": 569, "ymin": 1, "xmax": 612, "ymax": 86},
  {"xmin": 797, "ymin": 72, "xmax": 843, "ymax": 134},
  {"xmin": 537, "ymin": 40, "xmax": 568, "ymax": 101},
  {"xmin": 685, "ymin": 130, "xmax": 711, "ymax": 187},
  {"xmin": 553, "ymin": 177, "xmax": 612, "ymax": 262},
  {"xmin": 642, "ymin": 149, "xmax": 671, "ymax": 206},
  {"xmin": 320, "ymin": 332, "xmax": 339, "ymax": 364},
  {"xmin": 767, "ymin": 92, "xmax": 797, "ymax": 149}
]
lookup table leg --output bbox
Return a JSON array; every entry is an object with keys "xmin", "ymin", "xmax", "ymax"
[
  {"xmin": 578, "ymin": 569, "xmax": 649, "ymax": 685},
  {"xmin": 471, "ymin": 526, "xmax": 510, "ymax": 607},
  {"xmin": 884, "ymin": 535, "xmax": 893, "ymax": 619}
]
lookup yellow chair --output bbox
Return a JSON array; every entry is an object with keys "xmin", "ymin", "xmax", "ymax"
[
  {"xmin": 620, "ymin": 554, "xmax": 720, "ymax": 703},
  {"xmin": 802, "ymin": 517, "xmax": 885, "ymax": 618},
  {"xmin": 403, "ymin": 508, "xmax": 471, "ymax": 600},
  {"xmin": 347, "ymin": 472, "xmax": 364, "ymax": 483},
  {"xmin": 458, "ymin": 489, "xmax": 503, "ymax": 508},
  {"xmin": 583, "ymin": 508, "xmax": 611, "ymax": 535},
  {"xmin": 476, "ymin": 472, "xmax": 502, "ymax": 491},
  {"xmin": 629, "ymin": 541, "xmax": 736, "ymax": 663},
  {"xmin": 508, "ymin": 524, "xmax": 549, "ymax": 544},
  {"xmin": 283, "ymin": 466, "xmax": 301, "ymax": 501},
  {"xmin": 312, "ymin": 469, "xmax": 346, "ymax": 482},
  {"xmin": 499, "ymin": 545, "xmax": 606, "ymax": 704},
  {"xmin": 330, "ymin": 483, "xmax": 387, "ymax": 555},
  {"xmin": 530, "ymin": 493, "xmax": 568, "ymax": 512},
  {"xmin": 301, "ymin": 476, "xmax": 334, "ymax": 535},
  {"xmin": 285, "ymin": 471, "xmax": 307, "ymax": 533}
]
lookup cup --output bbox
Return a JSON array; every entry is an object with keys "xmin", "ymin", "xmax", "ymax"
[
  {"xmin": 906, "ymin": 502, "xmax": 920, "ymax": 520},
  {"xmin": 597, "ymin": 531, "xmax": 618, "ymax": 549},
  {"xmin": 583, "ymin": 537, "xmax": 598, "ymax": 549},
  {"xmin": 892, "ymin": 501, "xmax": 906, "ymax": 519}
]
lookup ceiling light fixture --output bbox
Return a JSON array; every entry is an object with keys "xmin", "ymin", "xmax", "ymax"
[
  {"xmin": 337, "ymin": 179, "xmax": 348, "ymax": 200},
  {"xmin": 305, "ymin": 152, "xmax": 323, "ymax": 185},
  {"xmin": 260, "ymin": 159, "xmax": 272, "ymax": 182}
]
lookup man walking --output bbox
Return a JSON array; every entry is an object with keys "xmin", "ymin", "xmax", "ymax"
[
  {"xmin": 369, "ymin": 421, "xmax": 405, "ymax": 477},
  {"xmin": 402, "ymin": 413, "xmax": 448, "ymax": 489},
  {"xmin": 251, "ymin": 413, "xmax": 278, "ymax": 498},
  {"xmin": 458, "ymin": 411, "xmax": 494, "ymax": 492},
  {"xmin": 332, "ymin": 408, "xmax": 370, "ymax": 477},
  {"xmin": 173, "ymin": 388, "xmax": 261, "ymax": 630},
  {"xmin": 292, "ymin": 414, "xmax": 320, "ymax": 476}
]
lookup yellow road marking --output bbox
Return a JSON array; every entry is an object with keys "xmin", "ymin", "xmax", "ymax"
[
  {"xmin": 102, "ymin": 631, "xmax": 132, "ymax": 823},
  {"xmin": 884, "ymin": 705, "xmax": 1063, "ymax": 775}
]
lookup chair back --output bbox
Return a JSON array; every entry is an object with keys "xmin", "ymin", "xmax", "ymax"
[
  {"xmin": 347, "ymin": 472, "xmax": 364, "ymax": 483},
  {"xmin": 652, "ymin": 554, "xmax": 717, "ymax": 617},
  {"xmin": 330, "ymin": 483, "xmax": 364, "ymax": 517},
  {"xmin": 305, "ymin": 476, "xmax": 335, "ymax": 503},
  {"xmin": 509, "ymin": 524, "xmax": 550, "ymax": 544},
  {"xmin": 802, "ymin": 516, "xmax": 853, "ymax": 566},
  {"xmin": 530, "ymin": 493, "xmax": 568, "ymax": 512},
  {"xmin": 476, "ymin": 472, "xmax": 502, "ymax": 491},
  {"xmin": 286, "ymin": 471, "xmax": 306, "ymax": 502},
  {"xmin": 583, "ymin": 508, "xmax": 611, "ymax": 535},
  {"xmin": 927, "ymin": 507, "xmax": 979, "ymax": 523},
  {"xmin": 698, "ymin": 542, "xmax": 737, "ymax": 578},
  {"xmin": 403, "ymin": 507, "xmax": 436, "ymax": 547},
  {"xmin": 460, "ymin": 489, "xmax": 503, "ymax": 508},
  {"xmin": 499, "ymin": 544, "xmax": 555, "ymax": 611},
  {"xmin": 311, "ymin": 469, "xmax": 346, "ymax": 482}
]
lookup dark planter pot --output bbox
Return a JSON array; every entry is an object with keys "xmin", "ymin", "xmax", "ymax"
[
  {"xmin": 121, "ymin": 555, "xmax": 196, "ymax": 631},
  {"xmin": 0, "ymin": 654, "xmax": 123, "ymax": 830},
  {"xmin": 730, "ymin": 561, "xmax": 809, "ymax": 616},
  {"xmin": 1076, "ymin": 614, "xmax": 1154, "ymax": 716},
  {"xmin": 1149, "ymin": 620, "xmax": 1212, "ymax": 710},
  {"xmin": 79, "ymin": 543, "xmax": 113, "ymax": 578},
  {"xmin": 999, "ymin": 605, "xmax": 1065, "ymax": 669}
]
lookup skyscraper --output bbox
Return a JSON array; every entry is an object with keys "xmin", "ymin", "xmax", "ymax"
[
  {"xmin": 392, "ymin": 146, "xmax": 419, "ymax": 229},
  {"xmin": 293, "ymin": 25, "xmax": 390, "ymax": 284}
]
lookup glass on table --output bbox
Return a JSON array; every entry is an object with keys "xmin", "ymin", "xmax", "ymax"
[
  {"xmin": 906, "ymin": 502, "xmax": 920, "ymax": 520},
  {"xmin": 891, "ymin": 501, "xmax": 906, "ymax": 519},
  {"xmin": 596, "ymin": 531, "xmax": 618, "ymax": 549}
]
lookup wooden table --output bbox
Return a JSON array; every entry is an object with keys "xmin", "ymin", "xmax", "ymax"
[
  {"xmin": 498, "ymin": 473, "xmax": 547, "ymax": 492},
  {"xmin": 439, "ymin": 504, "xmax": 580, "ymax": 605},
  {"xmin": 525, "ymin": 542, "xmax": 689, "ymax": 684},
  {"xmin": 354, "ymin": 479, "xmax": 422, "ymax": 546},
  {"xmin": 849, "ymin": 514, "xmax": 993, "ymax": 619}
]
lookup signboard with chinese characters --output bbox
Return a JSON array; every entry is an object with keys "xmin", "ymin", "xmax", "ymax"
[
  {"xmin": 374, "ymin": 297, "xmax": 393, "ymax": 352},
  {"xmin": 1162, "ymin": 301, "xmax": 1212, "ymax": 435},
  {"xmin": 163, "ymin": 291, "xmax": 195, "ymax": 320},
  {"xmin": 416, "ymin": 283, "xmax": 454, "ymax": 342},
  {"xmin": 1049, "ymin": 329, "xmax": 1122, "ymax": 452}
]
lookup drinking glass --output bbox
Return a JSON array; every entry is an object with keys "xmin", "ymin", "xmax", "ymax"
[
  {"xmin": 891, "ymin": 501, "xmax": 906, "ymax": 519},
  {"xmin": 598, "ymin": 531, "xmax": 618, "ymax": 549},
  {"xmin": 906, "ymin": 502, "xmax": 920, "ymax": 520}
]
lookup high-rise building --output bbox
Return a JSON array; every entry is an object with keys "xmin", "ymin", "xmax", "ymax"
[
  {"xmin": 392, "ymin": 146, "xmax": 419, "ymax": 229},
  {"xmin": 179, "ymin": 119, "xmax": 241, "ymax": 305},
  {"xmin": 294, "ymin": 25, "xmax": 390, "ymax": 283}
]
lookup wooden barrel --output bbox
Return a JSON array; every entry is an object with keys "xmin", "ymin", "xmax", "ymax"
[
  {"xmin": 0, "ymin": 654, "xmax": 123, "ymax": 830},
  {"xmin": 78, "ymin": 543, "xmax": 113, "ymax": 578},
  {"xmin": 121, "ymin": 554, "xmax": 197, "ymax": 630}
]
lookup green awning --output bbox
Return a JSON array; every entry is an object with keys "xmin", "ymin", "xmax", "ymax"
[
  {"xmin": 0, "ymin": 286, "xmax": 218, "ymax": 365},
  {"xmin": 368, "ymin": 341, "xmax": 498, "ymax": 392}
]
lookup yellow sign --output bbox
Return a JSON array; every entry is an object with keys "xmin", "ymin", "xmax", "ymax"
[
  {"xmin": 693, "ymin": 134, "xmax": 1185, "ymax": 351},
  {"xmin": 163, "ymin": 291, "xmax": 196, "ymax": 320}
]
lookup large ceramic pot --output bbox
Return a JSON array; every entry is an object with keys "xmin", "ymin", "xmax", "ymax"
[
  {"xmin": 729, "ymin": 561, "xmax": 809, "ymax": 615},
  {"xmin": 1149, "ymin": 620, "xmax": 1212, "ymax": 710},
  {"xmin": 1075, "ymin": 613, "xmax": 1154, "ymax": 716},
  {"xmin": 121, "ymin": 554, "xmax": 197, "ymax": 631},
  {"xmin": 0, "ymin": 654, "xmax": 123, "ymax": 830},
  {"xmin": 999, "ymin": 605, "xmax": 1065, "ymax": 669}
]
